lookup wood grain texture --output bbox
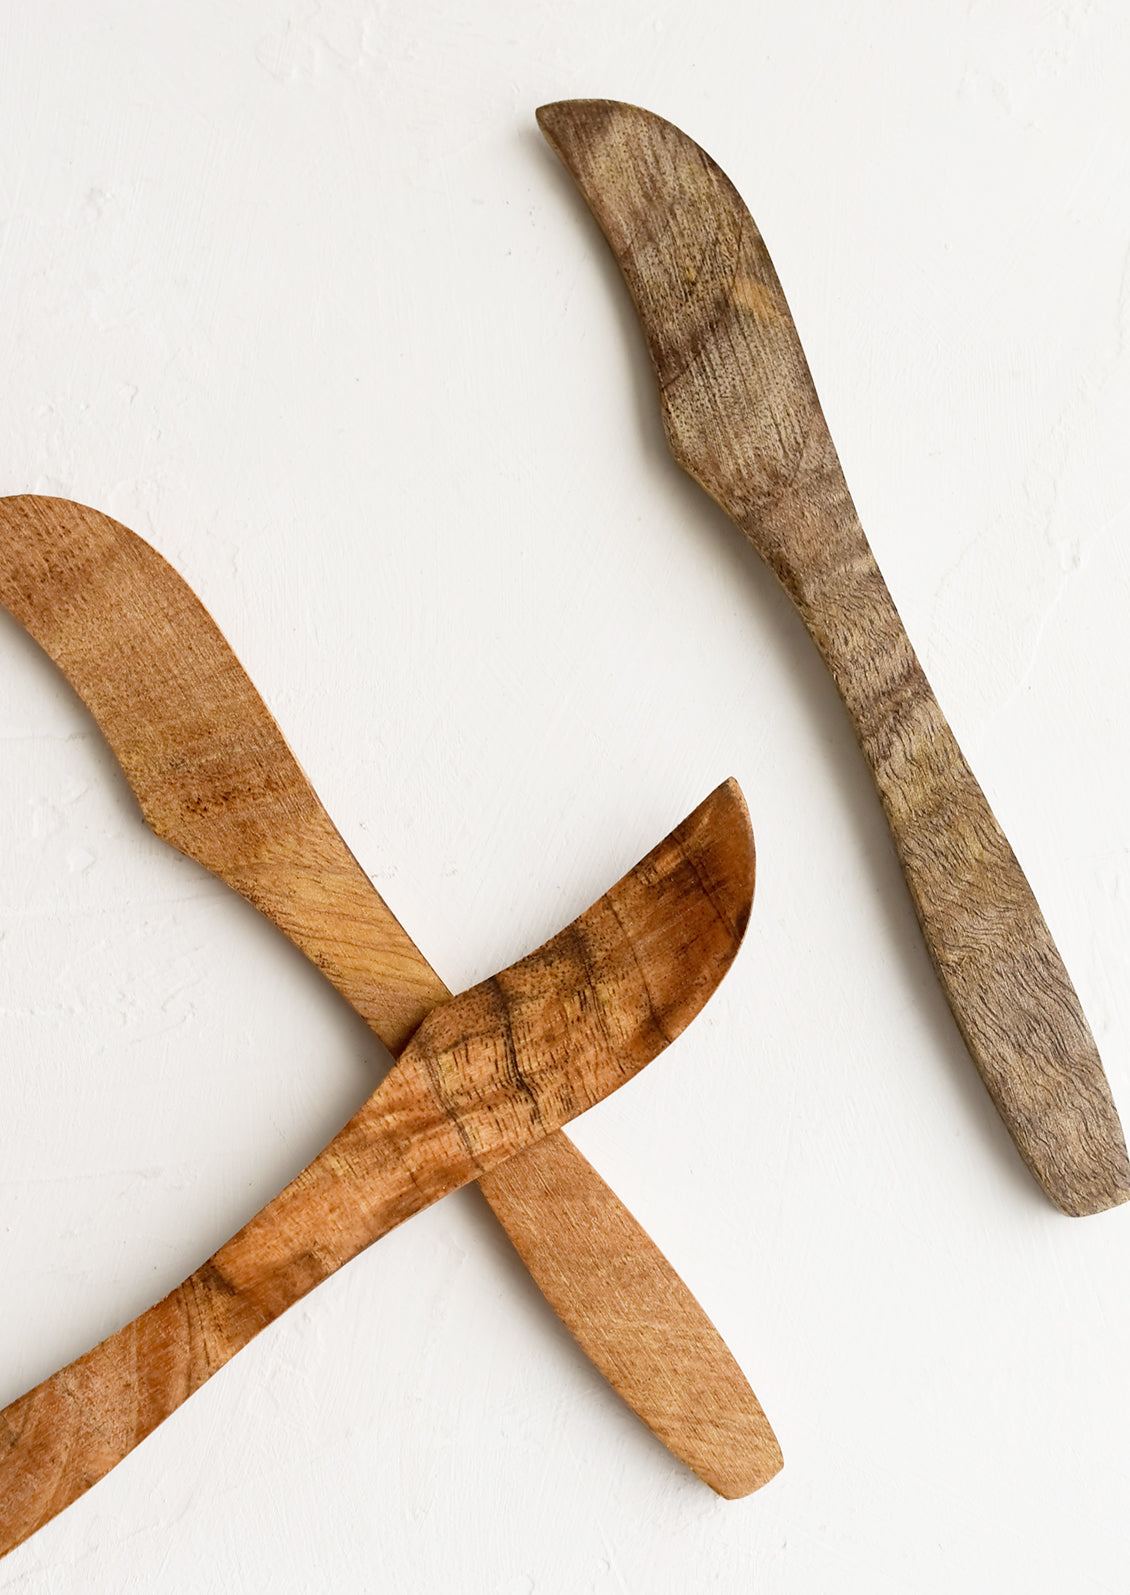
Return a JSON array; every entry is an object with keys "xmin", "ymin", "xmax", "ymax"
[
  {"xmin": 0, "ymin": 493, "xmax": 780, "ymax": 1500},
  {"xmin": 0, "ymin": 778, "xmax": 755, "ymax": 1557},
  {"xmin": 482, "ymin": 1136, "xmax": 781, "ymax": 1497},
  {"xmin": 538, "ymin": 99, "xmax": 1130, "ymax": 1218}
]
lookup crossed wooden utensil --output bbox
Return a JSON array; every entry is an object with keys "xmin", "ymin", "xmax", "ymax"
[{"xmin": 0, "ymin": 495, "xmax": 780, "ymax": 1559}]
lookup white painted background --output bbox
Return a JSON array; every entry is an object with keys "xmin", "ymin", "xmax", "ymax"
[{"xmin": 2, "ymin": 2, "xmax": 1129, "ymax": 1590}]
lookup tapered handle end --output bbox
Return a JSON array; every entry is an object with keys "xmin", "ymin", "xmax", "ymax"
[{"xmin": 480, "ymin": 1136, "xmax": 782, "ymax": 1497}]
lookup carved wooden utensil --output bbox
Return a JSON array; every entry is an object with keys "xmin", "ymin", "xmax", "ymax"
[
  {"xmin": 0, "ymin": 494, "xmax": 780, "ymax": 1505},
  {"xmin": 537, "ymin": 99, "xmax": 1130, "ymax": 1218},
  {"xmin": 0, "ymin": 773, "xmax": 754, "ymax": 1558}
]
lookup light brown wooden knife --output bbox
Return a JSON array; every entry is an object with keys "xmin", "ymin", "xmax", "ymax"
[
  {"xmin": 537, "ymin": 98, "xmax": 1130, "ymax": 1217},
  {"xmin": 0, "ymin": 493, "xmax": 781, "ymax": 1500},
  {"xmin": 0, "ymin": 774, "xmax": 754, "ymax": 1557}
]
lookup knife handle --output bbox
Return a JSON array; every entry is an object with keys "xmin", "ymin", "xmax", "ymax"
[
  {"xmin": 479, "ymin": 1137, "xmax": 780, "ymax": 1496},
  {"xmin": 752, "ymin": 446, "xmax": 1129, "ymax": 1216},
  {"xmin": 0, "ymin": 1058, "xmax": 468, "ymax": 1561}
]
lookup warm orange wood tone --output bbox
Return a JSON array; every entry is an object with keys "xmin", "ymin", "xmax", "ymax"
[
  {"xmin": 538, "ymin": 99, "xmax": 1130, "ymax": 1218},
  {"xmin": 483, "ymin": 1135, "xmax": 778, "ymax": 1493},
  {"xmin": 0, "ymin": 494, "xmax": 781, "ymax": 1507},
  {"xmin": 0, "ymin": 779, "xmax": 754, "ymax": 1557}
]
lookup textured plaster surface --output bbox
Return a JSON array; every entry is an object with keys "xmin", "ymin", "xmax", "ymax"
[{"xmin": 2, "ymin": 2, "xmax": 1130, "ymax": 1590}]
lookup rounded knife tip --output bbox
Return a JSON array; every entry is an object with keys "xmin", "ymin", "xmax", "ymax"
[
  {"xmin": 535, "ymin": 100, "xmax": 574, "ymax": 145},
  {"xmin": 536, "ymin": 99, "xmax": 624, "ymax": 151}
]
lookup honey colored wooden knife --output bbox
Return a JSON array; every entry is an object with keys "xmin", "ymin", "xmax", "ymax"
[
  {"xmin": 537, "ymin": 98, "xmax": 1129, "ymax": 1217},
  {"xmin": 0, "ymin": 493, "xmax": 781, "ymax": 1501},
  {"xmin": 0, "ymin": 769, "xmax": 754, "ymax": 1557}
]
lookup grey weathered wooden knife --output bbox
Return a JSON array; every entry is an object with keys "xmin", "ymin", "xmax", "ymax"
[{"xmin": 537, "ymin": 97, "xmax": 1129, "ymax": 1217}]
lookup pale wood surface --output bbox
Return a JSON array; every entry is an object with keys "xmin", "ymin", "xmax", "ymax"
[
  {"xmin": 0, "ymin": 777, "xmax": 754, "ymax": 1557},
  {"xmin": 0, "ymin": 494, "xmax": 780, "ymax": 1505},
  {"xmin": 537, "ymin": 99, "xmax": 1130, "ymax": 1218}
]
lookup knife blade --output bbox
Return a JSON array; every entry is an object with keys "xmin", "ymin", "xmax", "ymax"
[
  {"xmin": 0, "ymin": 776, "xmax": 754, "ymax": 1558},
  {"xmin": 536, "ymin": 98, "xmax": 1130, "ymax": 1217},
  {"xmin": 0, "ymin": 492, "xmax": 781, "ymax": 1497}
]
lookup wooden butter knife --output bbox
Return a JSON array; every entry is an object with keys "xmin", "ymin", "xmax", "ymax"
[
  {"xmin": 0, "ymin": 775, "xmax": 753, "ymax": 1557},
  {"xmin": 0, "ymin": 493, "xmax": 781, "ymax": 1498},
  {"xmin": 537, "ymin": 98, "xmax": 1129, "ymax": 1217}
]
